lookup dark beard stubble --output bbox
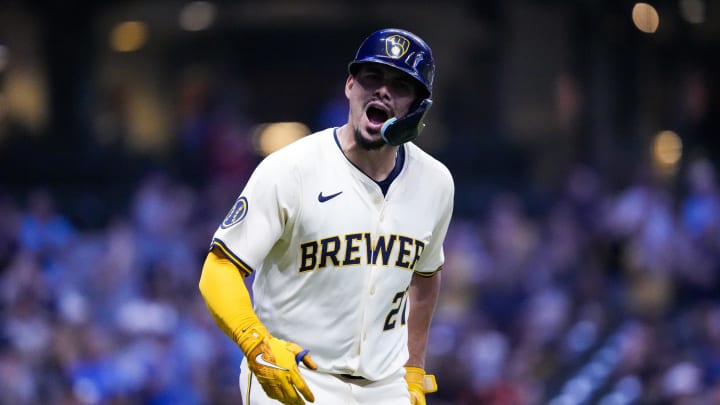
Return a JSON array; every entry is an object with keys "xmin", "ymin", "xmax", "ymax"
[{"xmin": 354, "ymin": 128, "xmax": 386, "ymax": 151}]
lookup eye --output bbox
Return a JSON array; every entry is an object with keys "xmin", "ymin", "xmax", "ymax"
[
  {"xmin": 390, "ymin": 79, "xmax": 414, "ymax": 96},
  {"xmin": 359, "ymin": 69, "xmax": 382, "ymax": 81}
]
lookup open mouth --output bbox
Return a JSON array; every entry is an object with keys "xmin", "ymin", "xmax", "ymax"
[{"xmin": 366, "ymin": 105, "xmax": 390, "ymax": 125}]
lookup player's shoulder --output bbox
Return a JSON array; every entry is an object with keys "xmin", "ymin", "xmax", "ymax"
[{"xmin": 259, "ymin": 128, "xmax": 335, "ymax": 168}]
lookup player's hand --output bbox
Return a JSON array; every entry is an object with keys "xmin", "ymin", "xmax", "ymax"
[
  {"xmin": 241, "ymin": 328, "xmax": 318, "ymax": 405},
  {"xmin": 405, "ymin": 366, "xmax": 438, "ymax": 405}
]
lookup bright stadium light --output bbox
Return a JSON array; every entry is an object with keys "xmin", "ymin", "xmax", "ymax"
[
  {"xmin": 179, "ymin": 1, "xmax": 217, "ymax": 32},
  {"xmin": 653, "ymin": 130, "xmax": 682, "ymax": 166},
  {"xmin": 632, "ymin": 3, "xmax": 660, "ymax": 33},
  {"xmin": 109, "ymin": 21, "xmax": 149, "ymax": 52},
  {"xmin": 253, "ymin": 122, "xmax": 310, "ymax": 156},
  {"xmin": 679, "ymin": 0, "xmax": 706, "ymax": 24}
]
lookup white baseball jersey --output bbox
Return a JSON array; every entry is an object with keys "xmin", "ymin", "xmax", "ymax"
[{"xmin": 211, "ymin": 127, "xmax": 454, "ymax": 381}]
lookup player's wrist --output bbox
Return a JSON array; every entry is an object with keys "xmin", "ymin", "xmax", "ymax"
[
  {"xmin": 405, "ymin": 366, "xmax": 426, "ymax": 385},
  {"xmin": 405, "ymin": 366, "xmax": 438, "ymax": 394},
  {"xmin": 237, "ymin": 324, "xmax": 271, "ymax": 356}
]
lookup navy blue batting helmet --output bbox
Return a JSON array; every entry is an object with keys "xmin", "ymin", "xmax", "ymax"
[{"xmin": 348, "ymin": 28, "xmax": 435, "ymax": 98}]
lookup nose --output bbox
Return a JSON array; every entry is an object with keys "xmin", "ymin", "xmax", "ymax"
[{"xmin": 373, "ymin": 81, "xmax": 391, "ymax": 100}]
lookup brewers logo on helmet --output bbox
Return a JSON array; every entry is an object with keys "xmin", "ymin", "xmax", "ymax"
[{"xmin": 385, "ymin": 34, "xmax": 410, "ymax": 58}]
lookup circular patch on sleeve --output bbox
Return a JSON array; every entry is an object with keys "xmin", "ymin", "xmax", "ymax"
[{"xmin": 221, "ymin": 196, "xmax": 248, "ymax": 229}]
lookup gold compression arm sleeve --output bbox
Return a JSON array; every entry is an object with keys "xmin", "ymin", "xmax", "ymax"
[
  {"xmin": 200, "ymin": 249, "xmax": 318, "ymax": 404},
  {"xmin": 198, "ymin": 249, "xmax": 269, "ymax": 345}
]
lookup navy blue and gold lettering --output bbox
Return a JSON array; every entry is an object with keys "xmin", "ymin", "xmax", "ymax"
[
  {"xmin": 409, "ymin": 240, "xmax": 425, "ymax": 270},
  {"xmin": 319, "ymin": 236, "xmax": 341, "ymax": 268},
  {"xmin": 298, "ymin": 233, "xmax": 426, "ymax": 272},
  {"xmin": 343, "ymin": 233, "xmax": 363, "ymax": 266},
  {"xmin": 367, "ymin": 234, "xmax": 397, "ymax": 265},
  {"xmin": 394, "ymin": 236, "xmax": 414, "ymax": 269},
  {"xmin": 299, "ymin": 241, "xmax": 318, "ymax": 272}
]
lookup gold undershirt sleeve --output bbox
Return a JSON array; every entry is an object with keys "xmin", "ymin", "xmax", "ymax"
[{"xmin": 198, "ymin": 249, "xmax": 269, "ymax": 346}]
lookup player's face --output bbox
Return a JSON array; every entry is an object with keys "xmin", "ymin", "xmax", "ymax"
[{"xmin": 345, "ymin": 64, "xmax": 419, "ymax": 150}]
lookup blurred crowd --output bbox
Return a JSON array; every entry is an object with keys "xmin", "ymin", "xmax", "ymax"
[
  {"xmin": 0, "ymin": 174, "xmax": 247, "ymax": 404},
  {"xmin": 429, "ymin": 158, "xmax": 720, "ymax": 404},
  {"xmin": 1, "ymin": 149, "xmax": 719, "ymax": 404}
]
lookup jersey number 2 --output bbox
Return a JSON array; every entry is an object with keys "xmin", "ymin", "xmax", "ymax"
[{"xmin": 383, "ymin": 289, "xmax": 409, "ymax": 331}]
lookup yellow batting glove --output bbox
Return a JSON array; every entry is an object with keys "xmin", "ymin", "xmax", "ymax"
[
  {"xmin": 240, "ymin": 327, "xmax": 318, "ymax": 405},
  {"xmin": 405, "ymin": 366, "xmax": 438, "ymax": 405}
]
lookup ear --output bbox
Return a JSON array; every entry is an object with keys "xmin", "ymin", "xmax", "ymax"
[{"xmin": 345, "ymin": 74, "xmax": 353, "ymax": 99}]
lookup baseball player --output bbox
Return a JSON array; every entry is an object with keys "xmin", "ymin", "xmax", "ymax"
[{"xmin": 199, "ymin": 28, "xmax": 454, "ymax": 405}]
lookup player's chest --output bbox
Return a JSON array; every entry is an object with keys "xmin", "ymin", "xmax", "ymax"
[{"xmin": 297, "ymin": 166, "xmax": 437, "ymax": 240}]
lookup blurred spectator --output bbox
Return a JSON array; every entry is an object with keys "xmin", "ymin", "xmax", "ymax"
[{"xmin": 18, "ymin": 188, "xmax": 76, "ymax": 259}]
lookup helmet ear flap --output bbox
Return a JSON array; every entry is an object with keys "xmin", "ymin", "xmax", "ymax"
[{"xmin": 381, "ymin": 99, "xmax": 433, "ymax": 146}]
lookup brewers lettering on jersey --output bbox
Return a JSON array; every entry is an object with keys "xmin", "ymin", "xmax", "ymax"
[{"xmin": 199, "ymin": 28, "xmax": 453, "ymax": 405}]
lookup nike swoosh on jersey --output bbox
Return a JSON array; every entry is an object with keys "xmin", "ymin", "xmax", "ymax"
[
  {"xmin": 318, "ymin": 191, "xmax": 343, "ymax": 202},
  {"xmin": 255, "ymin": 353, "xmax": 288, "ymax": 371}
]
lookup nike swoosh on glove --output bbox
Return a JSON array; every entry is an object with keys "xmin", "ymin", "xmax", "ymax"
[{"xmin": 241, "ymin": 328, "xmax": 318, "ymax": 405}]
